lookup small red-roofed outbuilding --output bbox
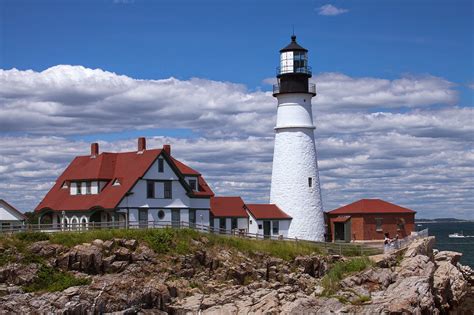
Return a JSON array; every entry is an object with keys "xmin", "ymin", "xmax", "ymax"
[{"xmin": 326, "ymin": 199, "xmax": 416, "ymax": 242}]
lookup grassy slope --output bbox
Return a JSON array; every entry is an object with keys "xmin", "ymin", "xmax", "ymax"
[{"xmin": 0, "ymin": 229, "xmax": 379, "ymax": 293}]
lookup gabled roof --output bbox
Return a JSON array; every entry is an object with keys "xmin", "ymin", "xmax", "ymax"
[
  {"xmin": 210, "ymin": 196, "xmax": 247, "ymax": 217},
  {"xmin": 171, "ymin": 157, "xmax": 200, "ymax": 175},
  {"xmin": 246, "ymin": 204, "xmax": 292, "ymax": 220},
  {"xmin": 0, "ymin": 199, "xmax": 27, "ymax": 221},
  {"xmin": 35, "ymin": 146, "xmax": 214, "ymax": 212},
  {"xmin": 328, "ymin": 199, "xmax": 416, "ymax": 215}
]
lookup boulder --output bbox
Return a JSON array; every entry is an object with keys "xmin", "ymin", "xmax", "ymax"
[
  {"xmin": 434, "ymin": 251, "xmax": 462, "ymax": 265},
  {"xmin": 341, "ymin": 268, "xmax": 396, "ymax": 290},
  {"xmin": 91, "ymin": 239, "xmax": 104, "ymax": 247},
  {"xmin": 103, "ymin": 240, "xmax": 115, "ymax": 250},
  {"xmin": 369, "ymin": 253, "xmax": 398, "ymax": 268},
  {"xmin": 433, "ymin": 260, "xmax": 469, "ymax": 310},
  {"xmin": 398, "ymin": 255, "xmax": 435, "ymax": 278},
  {"xmin": 114, "ymin": 247, "xmax": 132, "ymax": 262},
  {"xmin": 0, "ymin": 263, "xmax": 39, "ymax": 285},
  {"xmin": 372, "ymin": 276, "xmax": 436, "ymax": 313},
  {"xmin": 404, "ymin": 236, "xmax": 435, "ymax": 258},
  {"xmin": 293, "ymin": 256, "xmax": 326, "ymax": 278},
  {"xmin": 29, "ymin": 241, "xmax": 66, "ymax": 258},
  {"xmin": 124, "ymin": 239, "xmax": 138, "ymax": 251},
  {"xmin": 56, "ymin": 244, "xmax": 103, "ymax": 274}
]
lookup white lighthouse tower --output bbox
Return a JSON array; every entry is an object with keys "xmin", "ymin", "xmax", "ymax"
[{"xmin": 269, "ymin": 35, "xmax": 325, "ymax": 241}]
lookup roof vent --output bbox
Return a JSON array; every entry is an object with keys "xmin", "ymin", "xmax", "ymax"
[
  {"xmin": 91, "ymin": 143, "xmax": 99, "ymax": 158},
  {"xmin": 138, "ymin": 137, "xmax": 146, "ymax": 152},
  {"xmin": 163, "ymin": 144, "xmax": 171, "ymax": 155}
]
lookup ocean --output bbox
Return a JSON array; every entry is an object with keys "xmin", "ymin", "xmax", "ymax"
[{"xmin": 416, "ymin": 222, "xmax": 474, "ymax": 268}]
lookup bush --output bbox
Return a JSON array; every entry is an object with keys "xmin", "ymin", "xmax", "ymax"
[
  {"xmin": 321, "ymin": 257, "xmax": 373, "ymax": 295},
  {"xmin": 23, "ymin": 265, "xmax": 91, "ymax": 293},
  {"xmin": 15, "ymin": 232, "xmax": 50, "ymax": 242},
  {"xmin": 143, "ymin": 229, "xmax": 174, "ymax": 253}
]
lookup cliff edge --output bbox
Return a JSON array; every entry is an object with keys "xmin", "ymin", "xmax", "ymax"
[{"xmin": 0, "ymin": 231, "xmax": 472, "ymax": 314}]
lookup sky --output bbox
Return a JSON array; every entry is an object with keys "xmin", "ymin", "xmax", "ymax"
[{"xmin": 0, "ymin": 0, "xmax": 473, "ymax": 219}]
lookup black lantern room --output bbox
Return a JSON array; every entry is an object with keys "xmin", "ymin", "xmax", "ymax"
[{"xmin": 273, "ymin": 35, "xmax": 316, "ymax": 97}]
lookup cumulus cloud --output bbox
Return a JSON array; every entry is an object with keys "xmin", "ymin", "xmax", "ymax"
[
  {"xmin": 317, "ymin": 4, "xmax": 349, "ymax": 16},
  {"xmin": 0, "ymin": 66, "xmax": 459, "ymax": 138},
  {"xmin": 0, "ymin": 65, "xmax": 472, "ymax": 220},
  {"xmin": 313, "ymin": 73, "xmax": 457, "ymax": 110}
]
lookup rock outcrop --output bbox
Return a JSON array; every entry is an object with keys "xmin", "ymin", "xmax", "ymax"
[{"xmin": 0, "ymin": 235, "xmax": 472, "ymax": 314}]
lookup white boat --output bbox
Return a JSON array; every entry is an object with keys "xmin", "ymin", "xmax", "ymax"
[{"xmin": 449, "ymin": 232, "xmax": 465, "ymax": 238}]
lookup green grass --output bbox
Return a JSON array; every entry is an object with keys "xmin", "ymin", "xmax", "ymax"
[
  {"xmin": 23, "ymin": 265, "xmax": 91, "ymax": 293},
  {"xmin": 0, "ymin": 233, "xmax": 45, "ymax": 266},
  {"xmin": 1, "ymin": 228, "xmax": 379, "ymax": 262},
  {"xmin": 321, "ymin": 257, "xmax": 373, "ymax": 295}
]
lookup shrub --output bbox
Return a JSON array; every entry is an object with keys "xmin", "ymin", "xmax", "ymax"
[
  {"xmin": 321, "ymin": 257, "xmax": 373, "ymax": 295},
  {"xmin": 15, "ymin": 232, "xmax": 50, "ymax": 242},
  {"xmin": 143, "ymin": 229, "xmax": 174, "ymax": 253},
  {"xmin": 23, "ymin": 265, "xmax": 91, "ymax": 293}
]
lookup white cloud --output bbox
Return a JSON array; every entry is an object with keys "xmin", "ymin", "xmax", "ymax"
[
  {"xmin": 0, "ymin": 65, "xmax": 472, "ymax": 220},
  {"xmin": 317, "ymin": 4, "xmax": 349, "ymax": 16}
]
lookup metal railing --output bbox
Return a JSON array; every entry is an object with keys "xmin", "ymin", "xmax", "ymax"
[
  {"xmin": 0, "ymin": 220, "xmax": 382, "ymax": 256},
  {"xmin": 276, "ymin": 66, "xmax": 312, "ymax": 76},
  {"xmin": 272, "ymin": 82, "xmax": 316, "ymax": 95},
  {"xmin": 384, "ymin": 228, "xmax": 429, "ymax": 254}
]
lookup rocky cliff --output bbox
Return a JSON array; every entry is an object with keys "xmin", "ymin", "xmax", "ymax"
[{"xmin": 0, "ymin": 235, "xmax": 472, "ymax": 314}]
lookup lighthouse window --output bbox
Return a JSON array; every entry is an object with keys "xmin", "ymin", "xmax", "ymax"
[{"xmin": 308, "ymin": 177, "xmax": 313, "ymax": 188}]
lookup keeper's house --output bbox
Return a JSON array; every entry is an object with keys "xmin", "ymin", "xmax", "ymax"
[
  {"xmin": 326, "ymin": 199, "xmax": 416, "ymax": 242},
  {"xmin": 35, "ymin": 138, "xmax": 214, "ymax": 229}
]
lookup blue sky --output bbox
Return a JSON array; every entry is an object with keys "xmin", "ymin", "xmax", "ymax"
[
  {"xmin": 2, "ymin": 0, "xmax": 472, "ymax": 103},
  {"xmin": 0, "ymin": 0, "xmax": 473, "ymax": 219}
]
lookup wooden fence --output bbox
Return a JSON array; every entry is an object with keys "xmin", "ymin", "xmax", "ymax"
[{"xmin": 0, "ymin": 220, "xmax": 383, "ymax": 256}]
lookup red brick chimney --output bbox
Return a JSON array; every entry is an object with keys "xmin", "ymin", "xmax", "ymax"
[
  {"xmin": 138, "ymin": 137, "xmax": 146, "ymax": 152},
  {"xmin": 91, "ymin": 143, "xmax": 99, "ymax": 157},
  {"xmin": 163, "ymin": 144, "xmax": 171, "ymax": 155}
]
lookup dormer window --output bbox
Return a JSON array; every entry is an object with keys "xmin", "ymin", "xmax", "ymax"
[
  {"xmin": 86, "ymin": 182, "xmax": 92, "ymax": 194},
  {"xmin": 61, "ymin": 181, "xmax": 69, "ymax": 189},
  {"xmin": 112, "ymin": 179, "xmax": 121, "ymax": 186},
  {"xmin": 77, "ymin": 182, "xmax": 82, "ymax": 195},
  {"xmin": 189, "ymin": 179, "xmax": 197, "ymax": 190}
]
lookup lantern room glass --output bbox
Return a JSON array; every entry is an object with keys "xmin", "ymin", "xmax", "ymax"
[{"xmin": 278, "ymin": 51, "xmax": 311, "ymax": 76}]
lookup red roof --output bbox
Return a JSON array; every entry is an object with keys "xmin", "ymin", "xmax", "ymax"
[
  {"xmin": 332, "ymin": 216, "xmax": 351, "ymax": 223},
  {"xmin": 210, "ymin": 197, "xmax": 247, "ymax": 217},
  {"xmin": 36, "ymin": 147, "xmax": 214, "ymax": 212},
  {"xmin": 171, "ymin": 157, "xmax": 200, "ymax": 175},
  {"xmin": 246, "ymin": 204, "xmax": 292, "ymax": 220},
  {"xmin": 328, "ymin": 199, "xmax": 416, "ymax": 215}
]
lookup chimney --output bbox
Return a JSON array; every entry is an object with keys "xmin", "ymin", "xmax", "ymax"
[
  {"xmin": 91, "ymin": 143, "xmax": 99, "ymax": 157},
  {"xmin": 138, "ymin": 137, "xmax": 146, "ymax": 152},
  {"xmin": 163, "ymin": 144, "xmax": 171, "ymax": 155}
]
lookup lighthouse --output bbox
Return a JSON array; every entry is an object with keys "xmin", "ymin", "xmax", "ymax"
[{"xmin": 269, "ymin": 35, "xmax": 325, "ymax": 241}]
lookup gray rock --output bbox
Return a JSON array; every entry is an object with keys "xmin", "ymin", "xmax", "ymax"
[
  {"xmin": 404, "ymin": 236, "xmax": 436, "ymax": 258},
  {"xmin": 434, "ymin": 250, "xmax": 462, "ymax": 265}
]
